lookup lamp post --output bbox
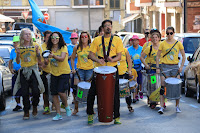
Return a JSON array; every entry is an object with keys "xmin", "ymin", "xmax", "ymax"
[{"xmin": 88, "ymin": 0, "xmax": 91, "ymax": 35}]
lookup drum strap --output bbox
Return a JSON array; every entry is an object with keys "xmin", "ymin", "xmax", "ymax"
[{"xmin": 101, "ymin": 35, "xmax": 114, "ymax": 62}]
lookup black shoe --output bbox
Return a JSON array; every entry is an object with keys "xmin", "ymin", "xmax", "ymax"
[
  {"xmin": 13, "ymin": 105, "xmax": 22, "ymax": 111},
  {"xmin": 132, "ymin": 99, "xmax": 137, "ymax": 103}
]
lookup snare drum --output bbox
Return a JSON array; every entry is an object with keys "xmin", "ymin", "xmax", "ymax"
[
  {"xmin": 76, "ymin": 81, "xmax": 91, "ymax": 103},
  {"xmin": 164, "ymin": 77, "xmax": 182, "ymax": 100},
  {"xmin": 94, "ymin": 66, "xmax": 117, "ymax": 123},
  {"xmin": 42, "ymin": 50, "xmax": 51, "ymax": 58},
  {"xmin": 119, "ymin": 79, "xmax": 129, "ymax": 97}
]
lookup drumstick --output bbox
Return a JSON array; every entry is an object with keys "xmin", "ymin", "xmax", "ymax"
[{"xmin": 76, "ymin": 70, "xmax": 82, "ymax": 81}]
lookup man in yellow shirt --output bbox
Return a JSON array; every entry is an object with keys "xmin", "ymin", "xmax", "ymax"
[{"xmin": 87, "ymin": 20, "xmax": 123, "ymax": 125}]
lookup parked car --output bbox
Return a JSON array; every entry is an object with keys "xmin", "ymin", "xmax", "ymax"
[
  {"xmin": 0, "ymin": 33, "xmax": 15, "ymax": 41},
  {"xmin": 184, "ymin": 46, "xmax": 200, "ymax": 103},
  {"xmin": 122, "ymin": 33, "xmax": 145, "ymax": 47},
  {"xmin": 0, "ymin": 56, "xmax": 13, "ymax": 111},
  {"xmin": 0, "ymin": 45, "xmax": 13, "ymax": 67},
  {"xmin": 12, "ymin": 22, "xmax": 41, "ymax": 44},
  {"xmin": 0, "ymin": 69, "xmax": 6, "ymax": 111},
  {"xmin": 0, "ymin": 40, "xmax": 13, "ymax": 46},
  {"xmin": 174, "ymin": 33, "xmax": 200, "ymax": 82}
]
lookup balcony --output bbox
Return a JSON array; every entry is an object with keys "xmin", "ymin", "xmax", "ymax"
[
  {"xmin": 139, "ymin": 0, "xmax": 153, "ymax": 7},
  {"xmin": 73, "ymin": 0, "xmax": 105, "ymax": 8},
  {"xmin": 155, "ymin": 0, "xmax": 181, "ymax": 7}
]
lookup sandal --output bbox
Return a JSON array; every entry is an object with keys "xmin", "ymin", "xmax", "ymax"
[
  {"xmin": 128, "ymin": 106, "xmax": 134, "ymax": 112},
  {"xmin": 72, "ymin": 109, "xmax": 79, "ymax": 115}
]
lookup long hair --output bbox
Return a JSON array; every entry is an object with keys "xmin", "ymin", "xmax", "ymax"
[
  {"xmin": 47, "ymin": 32, "xmax": 66, "ymax": 51},
  {"xmin": 78, "ymin": 31, "xmax": 91, "ymax": 51},
  {"xmin": 19, "ymin": 28, "xmax": 33, "ymax": 46}
]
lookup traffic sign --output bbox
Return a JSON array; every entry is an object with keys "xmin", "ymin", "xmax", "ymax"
[
  {"xmin": 44, "ymin": 12, "xmax": 49, "ymax": 20},
  {"xmin": 22, "ymin": 11, "xmax": 29, "ymax": 19}
]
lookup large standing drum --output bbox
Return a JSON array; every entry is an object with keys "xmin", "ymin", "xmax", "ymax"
[
  {"xmin": 119, "ymin": 79, "xmax": 129, "ymax": 97},
  {"xmin": 94, "ymin": 66, "xmax": 117, "ymax": 123},
  {"xmin": 164, "ymin": 77, "xmax": 182, "ymax": 100},
  {"xmin": 76, "ymin": 81, "xmax": 91, "ymax": 103}
]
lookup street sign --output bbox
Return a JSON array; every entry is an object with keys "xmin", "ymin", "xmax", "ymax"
[
  {"xmin": 44, "ymin": 12, "xmax": 49, "ymax": 20},
  {"xmin": 22, "ymin": 11, "xmax": 29, "ymax": 19}
]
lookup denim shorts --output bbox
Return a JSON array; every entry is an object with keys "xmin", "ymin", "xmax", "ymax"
[
  {"xmin": 50, "ymin": 74, "xmax": 70, "ymax": 95},
  {"xmin": 161, "ymin": 64, "xmax": 179, "ymax": 77},
  {"xmin": 75, "ymin": 69, "xmax": 93, "ymax": 81}
]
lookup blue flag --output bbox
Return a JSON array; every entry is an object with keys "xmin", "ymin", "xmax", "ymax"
[{"xmin": 28, "ymin": 0, "xmax": 71, "ymax": 44}]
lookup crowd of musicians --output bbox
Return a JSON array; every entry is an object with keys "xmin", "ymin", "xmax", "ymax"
[{"xmin": 9, "ymin": 19, "xmax": 186, "ymax": 124}]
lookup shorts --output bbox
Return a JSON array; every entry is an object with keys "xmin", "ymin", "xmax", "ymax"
[
  {"xmin": 40, "ymin": 71, "xmax": 49, "ymax": 95},
  {"xmin": 74, "ymin": 69, "xmax": 93, "ymax": 81},
  {"xmin": 137, "ymin": 71, "xmax": 142, "ymax": 85},
  {"xmin": 161, "ymin": 64, "xmax": 179, "ymax": 77},
  {"xmin": 50, "ymin": 74, "xmax": 70, "ymax": 95}
]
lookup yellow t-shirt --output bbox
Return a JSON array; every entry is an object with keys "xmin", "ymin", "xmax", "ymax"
[
  {"xmin": 130, "ymin": 68, "xmax": 138, "ymax": 81},
  {"xmin": 144, "ymin": 45, "xmax": 160, "ymax": 65},
  {"xmin": 76, "ymin": 45, "xmax": 94, "ymax": 70},
  {"xmin": 19, "ymin": 42, "xmax": 41, "ymax": 67},
  {"xmin": 118, "ymin": 48, "xmax": 128, "ymax": 75},
  {"xmin": 41, "ymin": 42, "xmax": 51, "ymax": 73},
  {"xmin": 142, "ymin": 41, "xmax": 152, "ymax": 52},
  {"xmin": 49, "ymin": 46, "xmax": 71, "ymax": 76},
  {"xmin": 89, "ymin": 36, "xmax": 123, "ymax": 67},
  {"xmin": 159, "ymin": 40, "xmax": 184, "ymax": 64}
]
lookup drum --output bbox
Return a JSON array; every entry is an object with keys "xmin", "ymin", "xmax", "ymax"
[
  {"xmin": 42, "ymin": 50, "xmax": 51, "ymax": 58},
  {"xmin": 94, "ymin": 66, "xmax": 117, "ymax": 123},
  {"xmin": 147, "ymin": 73, "xmax": 161, "ymax": 97},
  {"xmin": 164, "ymin": 77, "xmax": 182, "ymax": 100},
  {"xmin": 119, "ymin": 79, "xmax": 129, "ymax": 97},
  {"xmin": 141, "ymin": 70, "xmax": 148, "ymax": 93},
  {"xmin": 76, "ymin": 81, "xmax": 91, "ymax": 103}
]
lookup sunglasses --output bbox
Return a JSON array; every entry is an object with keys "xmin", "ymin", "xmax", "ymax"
[
  {"xmin": 51, "ymin": 36, "xmax": 60, "ymax": 39},
  {"xmin": 145, "ymin": 32, "xmax": 150, "ymax": 35},
  {"xmin": 81, "ymin": 35, "xmax": 88, "ymax": 38},
  {"xmin": 71, "ymin": 38, "xmax": 78, "ymax": 40},
  {"xmin": 166, "ymin": 32, "xmax": 173, "ymax": 35}
]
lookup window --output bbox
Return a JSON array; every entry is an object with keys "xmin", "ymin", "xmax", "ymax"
[{"xmin": 110, "ymin": 0, "xmax": 120, "ymax": 9}]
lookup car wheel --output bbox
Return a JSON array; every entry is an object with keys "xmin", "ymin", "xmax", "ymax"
[
  {"xmin": 197, "ymin": 82, "xmax": 200, "ymax": 103},
  {"xmin": 185, "ymin": 79, "xmax": 193, "ymax": 97},
  {"xmin": 0, "ymin": 91, "xmax": 6, "ymax": 111}
]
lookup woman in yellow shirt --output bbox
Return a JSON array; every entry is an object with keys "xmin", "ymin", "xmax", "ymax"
[
  {"xmin": 156, "ymin": 26, "xmax": 186, "ymax": 114},
  {"xmin": 46, "ymin": 32, "xmax": 72, "ymax": 120},
  {"xmin": 140, "ymin": 32, "xmax": 161, "ymax": 109},
  {"xmin": 15, "ymin": 28, "xmax": 44, "ymax": 120},
  {"xmin": 71, "ymin": 31, "xmax": 93, "ymax": 115}
]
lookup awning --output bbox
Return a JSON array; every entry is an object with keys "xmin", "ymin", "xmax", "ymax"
[
  {"xmin": 122, "ymin": 14, "xmax": 141, "ymax": 26},
  {"xmin": 0, "ymin": 14, "xmax": 15, "ymax": 23}
]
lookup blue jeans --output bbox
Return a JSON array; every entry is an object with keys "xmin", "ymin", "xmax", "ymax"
[{"xmin": 75, "ymin": 69, "xmax": 93, "ymax": 81}]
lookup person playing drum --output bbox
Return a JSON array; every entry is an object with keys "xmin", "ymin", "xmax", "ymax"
[
  {"xmin": 71, "ymin": 31, "xmax": 94, "ymax": 115},
  {"xmin": 156, "ymin": 26, "xmax": 186, "ymax": 114},
  {"xmin": 117, "ymin": 47, "xmax": 134, "ymax": 112},
  {"xmin": 140, "ymin": 31, "xmax": 162, "ymax": 109},
  {"xmin": 87, "ymin": 19, "xmax": 123, "ymax": 125}
]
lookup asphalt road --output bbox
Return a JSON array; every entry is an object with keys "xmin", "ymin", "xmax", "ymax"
[{"xmin": 1, "ymin": 94, "xmax": 200, "ymax": 133}]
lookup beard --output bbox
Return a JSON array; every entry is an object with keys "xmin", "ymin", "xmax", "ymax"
[{"xmin": 105, "ymin": 28, "xmax": 111, "ymax": 34}]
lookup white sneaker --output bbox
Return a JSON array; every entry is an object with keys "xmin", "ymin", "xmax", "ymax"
[
  {"xmin": 176, "ymin": 106, "xmax": 181, "ymax": 113},
  {"xmin": 158, "ymin": 107, "xmax": 164, "ymax": 114},
  {"xmin": 52, "ymin": 113, "xmax": 62, "ymax": 121}
]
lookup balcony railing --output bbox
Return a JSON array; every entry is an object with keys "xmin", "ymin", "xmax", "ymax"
[{"xmin": 74, "ymin": 0, "xmax": 104, "ymax": 6}]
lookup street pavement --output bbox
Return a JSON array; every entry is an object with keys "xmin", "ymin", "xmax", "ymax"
[{"xmin": 1, "ymin": 93, "xmax": 200, "ymax": 133}]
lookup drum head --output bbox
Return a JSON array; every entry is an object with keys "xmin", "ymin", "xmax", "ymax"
[
  {"xmin": 165, "ymin": 77, "xmax": 182, "ymax": 84},
  {"xmin": 77, "ymin": 81, "xmax": 91, "ymax": 89},
  {"xmin": 119, "ymin": 79, "xmax": 129, "ymax": 84},
  {"xmin": 42, "ymin": 50, "xmax": 51, "ymax": 58},
  {"xmin": 94, "ymin": 66, "xmax": 117, "ymax": 74}
]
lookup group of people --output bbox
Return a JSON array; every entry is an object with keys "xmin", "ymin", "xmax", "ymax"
[{"xmin": 9, "ymin": 19, "xmax": 186, "ymax": 125}]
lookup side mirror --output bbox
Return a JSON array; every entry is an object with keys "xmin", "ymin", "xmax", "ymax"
[{"xmin": 187, "ymin": 56, "xmax": 192, "ymax": 62}]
